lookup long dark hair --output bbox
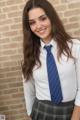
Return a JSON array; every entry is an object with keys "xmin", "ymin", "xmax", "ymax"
[{"xmin": 22, "ymin": 0, "xmax": 73, "ymax": 80}]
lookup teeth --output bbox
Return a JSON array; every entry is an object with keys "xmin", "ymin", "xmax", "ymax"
[
  {"xmin": 40, "ymin": 30, "xmax": 45, "ymax": 32},
  {"xmin": 37, "ymin": 28, "xmax": 46, "ymax": 32},
  {"xmin": 39, "ymin": 29, "xmax": 46, "ymax": 33}
]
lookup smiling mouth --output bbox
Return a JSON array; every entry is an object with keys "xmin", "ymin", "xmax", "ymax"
[{"xmin": 37, "ymin": 28, "xmax": 47, "ymax": 34}]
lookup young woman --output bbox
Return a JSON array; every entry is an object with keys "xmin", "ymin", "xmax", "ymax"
[{"xmin": 22, "ymin": 0, "xmax": 80, "ymax": 119}]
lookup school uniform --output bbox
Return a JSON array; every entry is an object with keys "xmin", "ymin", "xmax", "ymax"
[{"xmin": 23, "ymin": 38, "xmax": 80, "ymax": 120}]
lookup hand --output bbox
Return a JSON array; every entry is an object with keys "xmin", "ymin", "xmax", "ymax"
[
  {"xmin": 71, "ymin": 106, "xmax": 80, "ymax": 120},
  {"xmin": 27, "ymin": 115, "xmax": 32, "ymax": 120}
]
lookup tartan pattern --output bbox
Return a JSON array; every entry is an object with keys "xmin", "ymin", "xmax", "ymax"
[{"xmin": 30, "ymin": 98, "xmax": 74, "ymax": 120}]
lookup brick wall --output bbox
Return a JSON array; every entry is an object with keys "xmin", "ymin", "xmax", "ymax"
[{"xmin": 0, "ymin": 0, "xmax": 80, "ymax": 120}]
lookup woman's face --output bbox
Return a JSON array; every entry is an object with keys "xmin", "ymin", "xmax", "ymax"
[{"xmin": 28, "ymin": 7, "xmax": 52, "ymax": 43}]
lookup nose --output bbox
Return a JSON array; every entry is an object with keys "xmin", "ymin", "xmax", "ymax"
[{"xmin": 36, "ymin": 21, "xmax": 41, "ymax": 29}]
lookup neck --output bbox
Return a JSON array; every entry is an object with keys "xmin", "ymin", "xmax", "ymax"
[{"xmin": 42, "ymin": 37, "xmax": 53, "ymax": 44}]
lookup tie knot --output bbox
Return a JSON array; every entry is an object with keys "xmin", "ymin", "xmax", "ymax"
[{"xmin": 44, "ymin": 45, "xmax": 52, "ymax": 53}]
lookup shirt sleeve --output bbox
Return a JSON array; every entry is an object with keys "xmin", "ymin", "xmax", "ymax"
[
  {"xmin": 74, "ymin": 41, "xmax": 80, "ymax": 106},
  {"xmin": 22, "ymin": 75, "xmax": 36, "ymax": 115}
]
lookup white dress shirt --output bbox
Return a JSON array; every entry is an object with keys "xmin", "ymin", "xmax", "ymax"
[{"xmin": 23, "ymin": 38, "xmax": 80, "ymax": 115}]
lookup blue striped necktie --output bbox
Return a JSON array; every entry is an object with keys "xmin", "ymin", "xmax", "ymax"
[{"xmin": 44, "ymin": 45, "xmax": 63, "ymax": 104}]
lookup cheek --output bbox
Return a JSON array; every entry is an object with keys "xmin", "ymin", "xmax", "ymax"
[
  {"xmin": 46, "ymin": 23, "xmax": 52, "ymax": 33},
  {"xmin": 45, "ymin": 20, "xmax": 52, "ymax": 29},
  {"xmin": 30, "ymin": 27, "xmax": 34, "ymax": 32},
  {"xmin": 30, "ymin": 26, "xmax": 36, "ymax": 33},
  {"xmin": 49, "ymin": 23, "xmax": 52, "ymax": 32},
  {"xmin": 48, "ymin": 22, "xmax": 52, "ymax": 28}
]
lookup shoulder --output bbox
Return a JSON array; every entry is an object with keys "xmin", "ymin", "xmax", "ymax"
[
  {"xmin": 70, "ymin": 38, "xmax": 80, "ymax": 57},
  {"xmin": 68, "ymin": 38, "xmax": 80, "ymax": 49},
  {"xmin": 71, "ymin": 38, "xmax": 80, "ymax": 45},
  {"xmin": 68, "ymin": 38, "xmax": 80, "ymax": 48},
  {"xmin": 71, "ymin": 38, "xmax": 80, "ymax": 51}
]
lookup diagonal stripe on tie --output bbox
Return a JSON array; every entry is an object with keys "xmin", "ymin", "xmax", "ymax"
[{"xmin": 44, "ymin": 45, "xmax": 63, "ymax": 104}]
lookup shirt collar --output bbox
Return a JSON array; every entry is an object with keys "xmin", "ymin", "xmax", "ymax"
[{"xmin": 40, "ymin": 38, "xmax": 57, "ymax": 50}]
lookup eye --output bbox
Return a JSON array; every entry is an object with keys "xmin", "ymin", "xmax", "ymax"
[
  {"xmin": 40, "ymin": 15, "xmax": 47, "ymax": 21},
  {"xmin": 29, "ymin": 21, "xmax": 36, "ymax": 26}
]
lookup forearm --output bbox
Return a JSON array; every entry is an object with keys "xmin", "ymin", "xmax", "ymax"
[{"xmin": 22, "ymin": 76, "xmax": 35, "ymax": 115}]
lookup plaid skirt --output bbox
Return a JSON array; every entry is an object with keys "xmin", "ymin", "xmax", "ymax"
[{"xmin": 30, "ymin": 98, "xmax": 74, "ymax": 120}]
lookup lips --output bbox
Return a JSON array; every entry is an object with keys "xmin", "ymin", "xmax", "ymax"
[{"xmin": 37, "ymin": 28, "xmax": 47, "ymax": 34}]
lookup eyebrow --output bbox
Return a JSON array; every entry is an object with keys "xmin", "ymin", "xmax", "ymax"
[{"xmin": 29, "ymin": 14, "xmax": 47, "ymax": 22}]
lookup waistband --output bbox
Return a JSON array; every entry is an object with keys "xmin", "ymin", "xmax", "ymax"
[{"xmin": 36, "ymin": 98, "xmax": 74, "ymax": 107}]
